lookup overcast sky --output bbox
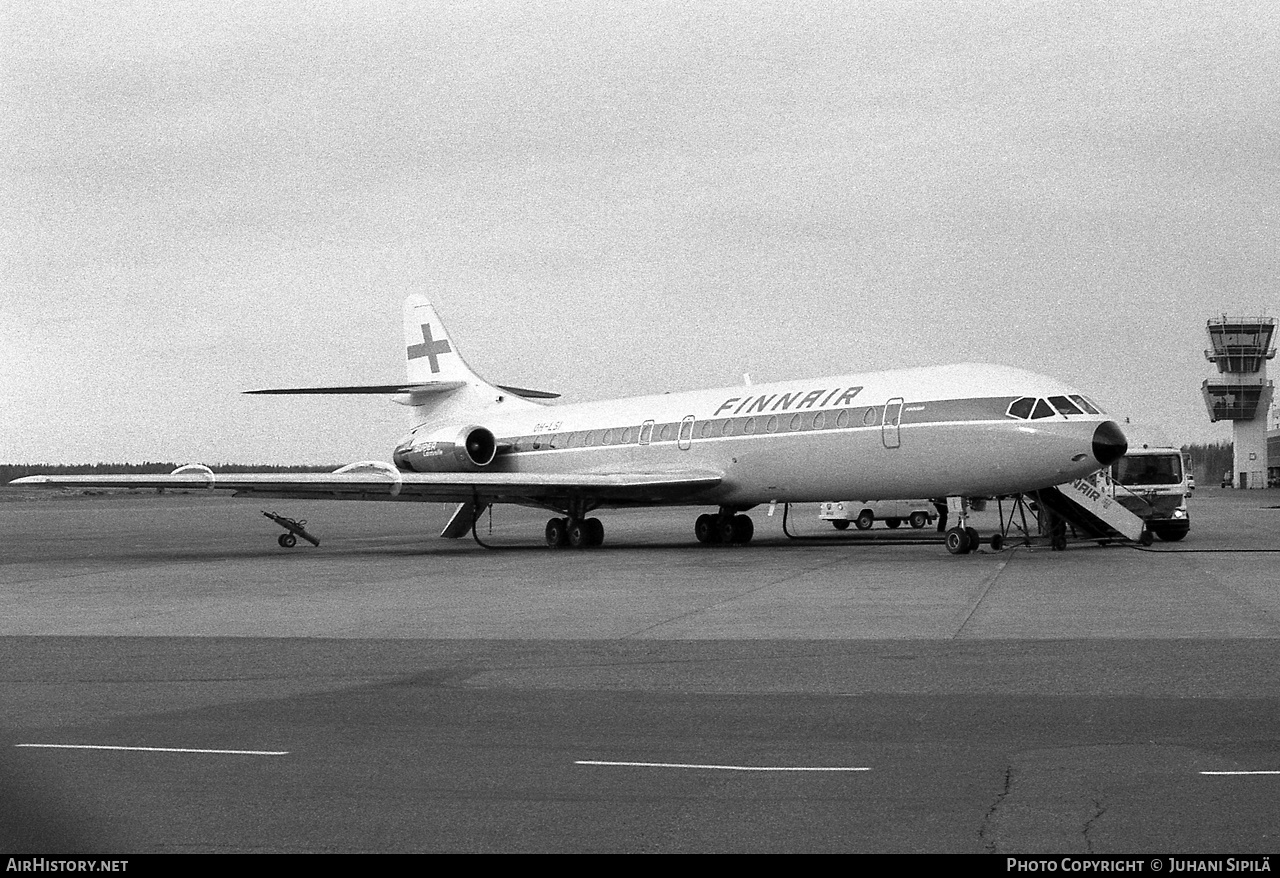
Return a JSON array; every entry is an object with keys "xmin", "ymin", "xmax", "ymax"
[{"xmin": 3, "ymin": 1, "xmax": 1278, "ymax": 464}]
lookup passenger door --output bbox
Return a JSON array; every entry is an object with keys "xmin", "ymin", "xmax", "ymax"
[
  {"xmin": 882, "ymin": 398, "xmax": 903, "ymax": 449},
  {"xmin": 678, "ymin": 416, "xmax": 695, "ymax": 451}
]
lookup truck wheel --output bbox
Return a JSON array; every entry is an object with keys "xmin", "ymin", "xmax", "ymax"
[
  {"xmin": 832, "ymin": 520, "xmax": 850, "ymax": 531},
  {"xmin": 885, "ymin": 518, "xmax": 902, "ymax": 529},
  {"xmin": 909, "ymin": 512, "xmax": 928, "ymax": 529},
  {"xmin": 855, "ymin": 511, "xmax": 874, "ymax": 530},
  {"xmin": 1155, "ymin": 528, "xmax": 1188, "ymax": 542}
]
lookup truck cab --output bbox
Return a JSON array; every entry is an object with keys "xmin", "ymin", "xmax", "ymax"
[{"xmin": 1109, "ymin": 447, "xmax": 1190, "ymax": 541}]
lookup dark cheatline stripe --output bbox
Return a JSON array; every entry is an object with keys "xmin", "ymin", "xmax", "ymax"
[
  {"xmin": 502, "ymin": 396, "xmax": 1023, "ymax": 454},
  {"xmin": 897, "ymin": 396, "xmax": 1018, "ymax": 426}
]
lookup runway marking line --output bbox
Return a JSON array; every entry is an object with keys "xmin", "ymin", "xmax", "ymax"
[
  {"xmin": 1201, "ymin": 770, "xmax": 1280, "ymax": 775},
  {"xmin": 576, "ymin": 760, "xmax": 869, "ymax": 772},
  {"xmin": 16, "ymin": 744, "xmax": 288, "ymax": 756}
]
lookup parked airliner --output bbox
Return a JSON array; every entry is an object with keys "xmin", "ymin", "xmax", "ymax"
[{"xmin": 13, "ymin": 295, "xmax": 1127, "ymax": 553}]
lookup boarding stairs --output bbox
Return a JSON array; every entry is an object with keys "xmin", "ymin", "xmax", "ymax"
[
  {"xmin": 1031, "ymin": 478, "xmax": 1146, "ymax": 542},
  {"xmin": 995, "ymin": 474, "xmax": 1148, "ymax": 548}
]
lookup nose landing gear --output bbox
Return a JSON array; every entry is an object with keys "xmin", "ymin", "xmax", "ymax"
[
  {"xmin": 944, "ymin": 525, "xmax": 986, "ymax": 555},
  {"xmin": 942, "ymin": 497, "xmax": 995, "ymax": 555}
]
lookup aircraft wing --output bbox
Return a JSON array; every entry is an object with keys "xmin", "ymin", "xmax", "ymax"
[{"xmin": 9, "ymin": 470, "xmax": 722, "ymax": 505}]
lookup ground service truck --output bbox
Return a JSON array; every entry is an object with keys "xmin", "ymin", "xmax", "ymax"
[{"xmin": 1109, "ymin": 445, "xmax": 1191, "ymax": 541}]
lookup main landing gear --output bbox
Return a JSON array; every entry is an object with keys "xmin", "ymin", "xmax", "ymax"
[
  {"xmin": 537, "ymin": 494, "xmax": 610, "ymax": 549},
  {"xmin": 545, "ymin": 516, "xmax": 605, "ymax": 548},
  {"xmin": 694, "ymin": 509, "xmax": 754, "ymax": 545}
]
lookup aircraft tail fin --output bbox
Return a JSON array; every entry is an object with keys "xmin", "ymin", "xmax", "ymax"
[
  {"xmin": 404, "ymin": 296, "xmax": 486, "ymax": 385},
  {"xmin": 401, "ymin": 295, "xmax": 544, "ymax": 422}
]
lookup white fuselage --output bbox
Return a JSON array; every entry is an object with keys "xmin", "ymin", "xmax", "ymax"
[{"xmin": 394, "ymin": 362, "xmax": 1123, "ymax": 507}]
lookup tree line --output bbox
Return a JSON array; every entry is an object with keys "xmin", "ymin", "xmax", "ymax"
[{"xmin": 1180, "ymin": 441, "xmax": 1233, "ymax": 481}]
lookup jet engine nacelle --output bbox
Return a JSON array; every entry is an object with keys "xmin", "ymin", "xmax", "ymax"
[{"xmin": 393, "ymin": 425, "xmax": 498, "ymax": 473}]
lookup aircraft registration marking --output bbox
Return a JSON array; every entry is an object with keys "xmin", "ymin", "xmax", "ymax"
[{"xmin": 576, "ymin": 760, "xmax": 870, "ymax": 772}]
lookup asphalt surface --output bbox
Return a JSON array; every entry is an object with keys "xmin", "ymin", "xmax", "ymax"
[{"xmin": 2, "ymin": 487, "xmax": 1279, "ymax": 853}]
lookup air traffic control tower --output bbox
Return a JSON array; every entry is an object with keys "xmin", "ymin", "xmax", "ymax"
[{"xmin": 1202, "ymin": 316, "xmax": 1275, "ymax": 488}]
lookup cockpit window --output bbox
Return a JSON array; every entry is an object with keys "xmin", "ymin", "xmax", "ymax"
[
  {"xmin": 1007, "ymin": 397, "xmax": 1058, "ymax": 420},
  {"xmin": 1009, "ymin": 394, "xmax": 1105, "ymax": 420},
  {"xmin": 1069, "ymin": 395, "xmax": 1100, "ymax": 414},
  {"xmin": 1007, "ymin": 397, "xmax": 1035, "ymax": 419},
  {"xmin": 1049, "ymin": 395, "xmax": 1084, "ymax": 416}
]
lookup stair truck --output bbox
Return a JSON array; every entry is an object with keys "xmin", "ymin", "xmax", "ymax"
[{"xmin": 1108, "ymin": 445, "xmax": 1191, "ymax": 541}]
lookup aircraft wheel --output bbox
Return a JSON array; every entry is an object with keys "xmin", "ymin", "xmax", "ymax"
[
  {"xmin": 966, "ymin": 527, "xmax": 980, "ymax": 550},
  {"xmin": 716, "ymin": 517, "xmax": 738, "ymax": 544},
  {"xmin": 568, "ymin": 519, "xmax": 594, "ymax": 548},
  {"xmin": 944, "ymin": 527, "xmax": 971, "ymax": 555},
  {"xmin": 885, "ymin": 518, "xmax": 902, "ymax": 529},
  {"xmin": 832, "ymin": 520, "xmax": 850, "ymax": 531},
  {"xmin": 732, "ymin": 514, "xmax": 754, "ymax": 544},
  {"xmin": 909, "ymin": 512, "xmax": 928, "ymax": 529},
  {"xmin": 695, "ymin": 514, "xmax": 717, "ymax": 544},
  {"xmin": 1051, "ymin": 534, "xmax": 1067, "ymax": 551},
  {"xmin": 586, "ymin": 517, "xmax": 605, "ymax": 547},
  {"xmin": 990, "ymin": 533, "xmax": 1004, "ymax": 552},
  {"xmin": 545, "ymin": 517, "xmax": 569, "ymax": 548},
  {"xmin": 854, "ymin": 511, "xmax": 874, "ymax": 530},
  {"xmin": 278, "ymin": 533, "xmax": 296, "ymax": 548}
]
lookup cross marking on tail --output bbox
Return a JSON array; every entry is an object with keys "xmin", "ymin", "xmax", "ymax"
[{"xmin": 407, "ymin": 323, "xmax": 452, "ymax": 373}]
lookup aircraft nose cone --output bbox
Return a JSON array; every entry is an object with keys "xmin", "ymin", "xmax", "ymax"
[{"xmin": 1092, "ymin": 420, "xmax": 1128, "ymax": 467}]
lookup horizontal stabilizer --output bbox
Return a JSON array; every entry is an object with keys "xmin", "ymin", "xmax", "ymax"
[
  {"xmin": 245, "ymin": 382, "xmax": 465, "ymax": 396},
  {"xmin": 245, "ymin": 382, "xmax": 559, "ymax": 400},
  {"xmin": 496, "ymin": 384, "xmax": 561, "ymax": 400}
]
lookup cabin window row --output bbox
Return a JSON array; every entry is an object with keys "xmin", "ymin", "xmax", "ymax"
[
  {"xmin": 507, "ymin": 405, "xmax": 890, "ymax": 452},
  {"xmin": 1005, "ymin": 394, "xmax": 1103, "ymax": 420}
]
